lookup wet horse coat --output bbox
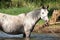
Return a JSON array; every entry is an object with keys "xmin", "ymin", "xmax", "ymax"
[{"xmin": 0, "ymin": 6, "xmax": 49, "ymax": 37}]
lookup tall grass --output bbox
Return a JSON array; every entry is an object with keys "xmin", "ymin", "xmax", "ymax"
[{"xmin": 0, "ymin": 7, "xmax": 35, "ymax": 15}]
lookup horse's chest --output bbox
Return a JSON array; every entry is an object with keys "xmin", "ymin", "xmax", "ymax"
[{"xmin": 24, "ymin": 18, "xmax": 35, "ymax": 25}]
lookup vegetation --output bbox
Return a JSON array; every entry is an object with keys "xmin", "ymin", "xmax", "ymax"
[
  {"xmin": 0, "ymin": 0, "xmax": 59, "ymax": 15},
  {"xmin": 0, "ymin": 7, "xmax": 34, "ymax": 15}
]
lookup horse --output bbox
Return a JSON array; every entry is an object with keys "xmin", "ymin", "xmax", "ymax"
[{"xmin": 0, "ymin": 6, "xmax": 49, "ymax": 38}]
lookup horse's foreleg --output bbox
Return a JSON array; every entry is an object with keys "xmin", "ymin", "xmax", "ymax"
[
  {"xmin": 23, "ymin": 26, "xmax": 31, "ymax": 38},
  {"xmin": 23, "ymin": 24, "xmax": 32, "ymax": 38},
  {"xmin": 24, "ymin": 31, "xmax": 31, "ymax": 38},
  {"xmin": 23, "ymin": 33, "xmax": 26, "ymax": 37}
]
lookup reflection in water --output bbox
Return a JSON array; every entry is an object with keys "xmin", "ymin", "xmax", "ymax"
[
  {"xmin": 0, "ymin": 37, "xmax": 60, "ymax": 40},
  {"xmin": 0, "ymin": 33, "xmax": 60, "ymax": 40},
  {"xmin": 24, "ymin": 38, "xmax": 30, "ymax": 40},
  {"xmin": 0, "ymin": 38, "xmax": 30, "ymax": 40}
]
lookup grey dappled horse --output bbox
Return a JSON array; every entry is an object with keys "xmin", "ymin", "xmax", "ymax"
[{"xmin": 0, "ymin": 6, "xmax": 49, "ymax": 38}]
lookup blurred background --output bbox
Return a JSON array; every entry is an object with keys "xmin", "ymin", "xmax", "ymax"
[{"xmin": 0, "ymin": 0, "xmax": 59, "ymax": 15}]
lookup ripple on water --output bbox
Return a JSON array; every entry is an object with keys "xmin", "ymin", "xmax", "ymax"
[{"xmin": 0, "ymin": 31, "xmax": 60, "ymax": 40}]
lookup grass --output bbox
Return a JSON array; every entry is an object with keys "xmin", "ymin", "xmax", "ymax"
[{"xmin": 0, "ymin": 7, "xmax": 34, "ymax": 15}]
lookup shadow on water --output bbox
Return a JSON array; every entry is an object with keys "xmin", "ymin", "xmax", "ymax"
[
  {"xmin": 0, "ymin": 38, "xmax": 30, "ymax": 40},
  {"xmin": 0, "ymin": 31, "xmax": 60, "ymax": 40},
  {"xmin": 0, "ymin": 37, "xmax": 60, "ymax": 40}
]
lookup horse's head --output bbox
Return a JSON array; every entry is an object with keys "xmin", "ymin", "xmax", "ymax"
[{"xmin": 40, "ymin": 5, "xmax": 49, "ymax": 22}]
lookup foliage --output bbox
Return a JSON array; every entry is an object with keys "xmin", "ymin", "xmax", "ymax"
[
  {"xmin": 0, "ymin": 0, "xmax": 58, "ymax": 8},
  {"xmin": 0, "ymin": 7, "xmax": 34, "ymax": 15}
]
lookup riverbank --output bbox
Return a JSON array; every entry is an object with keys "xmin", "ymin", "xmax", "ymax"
[{"xmin": 33, "ymin": 24, "xmax": 60, "ymax": 33}]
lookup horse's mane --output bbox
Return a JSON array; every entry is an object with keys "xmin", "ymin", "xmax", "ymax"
[{"xmin": 26, "ymin": 8, "xmax": 41, "ymax": 19}]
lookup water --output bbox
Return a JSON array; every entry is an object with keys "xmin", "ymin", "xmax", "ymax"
[{"xmin": 0, "ymin": 31, "xmax": 60, "ymax": 40}]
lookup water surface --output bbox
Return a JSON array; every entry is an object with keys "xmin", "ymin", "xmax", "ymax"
[{"xmin": 0, "ymin": 31, "xmax": 60, "ymax": 40}]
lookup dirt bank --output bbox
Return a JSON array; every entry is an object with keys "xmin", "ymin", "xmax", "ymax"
[{"xmin": 33, "ymin": 24, "xmax": 60, "ymax": 33}]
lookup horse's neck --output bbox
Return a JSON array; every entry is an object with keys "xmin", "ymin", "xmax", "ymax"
[{"xmin": 26, "ymin": 9, "xmax": 41, "ymax": 23}]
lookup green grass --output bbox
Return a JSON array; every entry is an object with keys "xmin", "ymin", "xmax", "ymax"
[{"xmin": 0, "ymin": 7, "xmax": 34, "ymax": 15}]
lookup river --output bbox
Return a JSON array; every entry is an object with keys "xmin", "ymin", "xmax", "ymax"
[{"xmin": 0, "ymin": 31, "xmax": 60, "ymax": 40}]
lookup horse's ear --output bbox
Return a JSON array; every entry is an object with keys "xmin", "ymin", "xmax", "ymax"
[
  {"xmin": 41, "ymin": 5, "xmax": 49, "ymax": 9},
  {"xmin": 41, "ymin": 5, "xmax": 45, "ymax": 9},
  {"xmin": 47, "ymin": 5, "xmax": 49, "ymax": 9}
]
